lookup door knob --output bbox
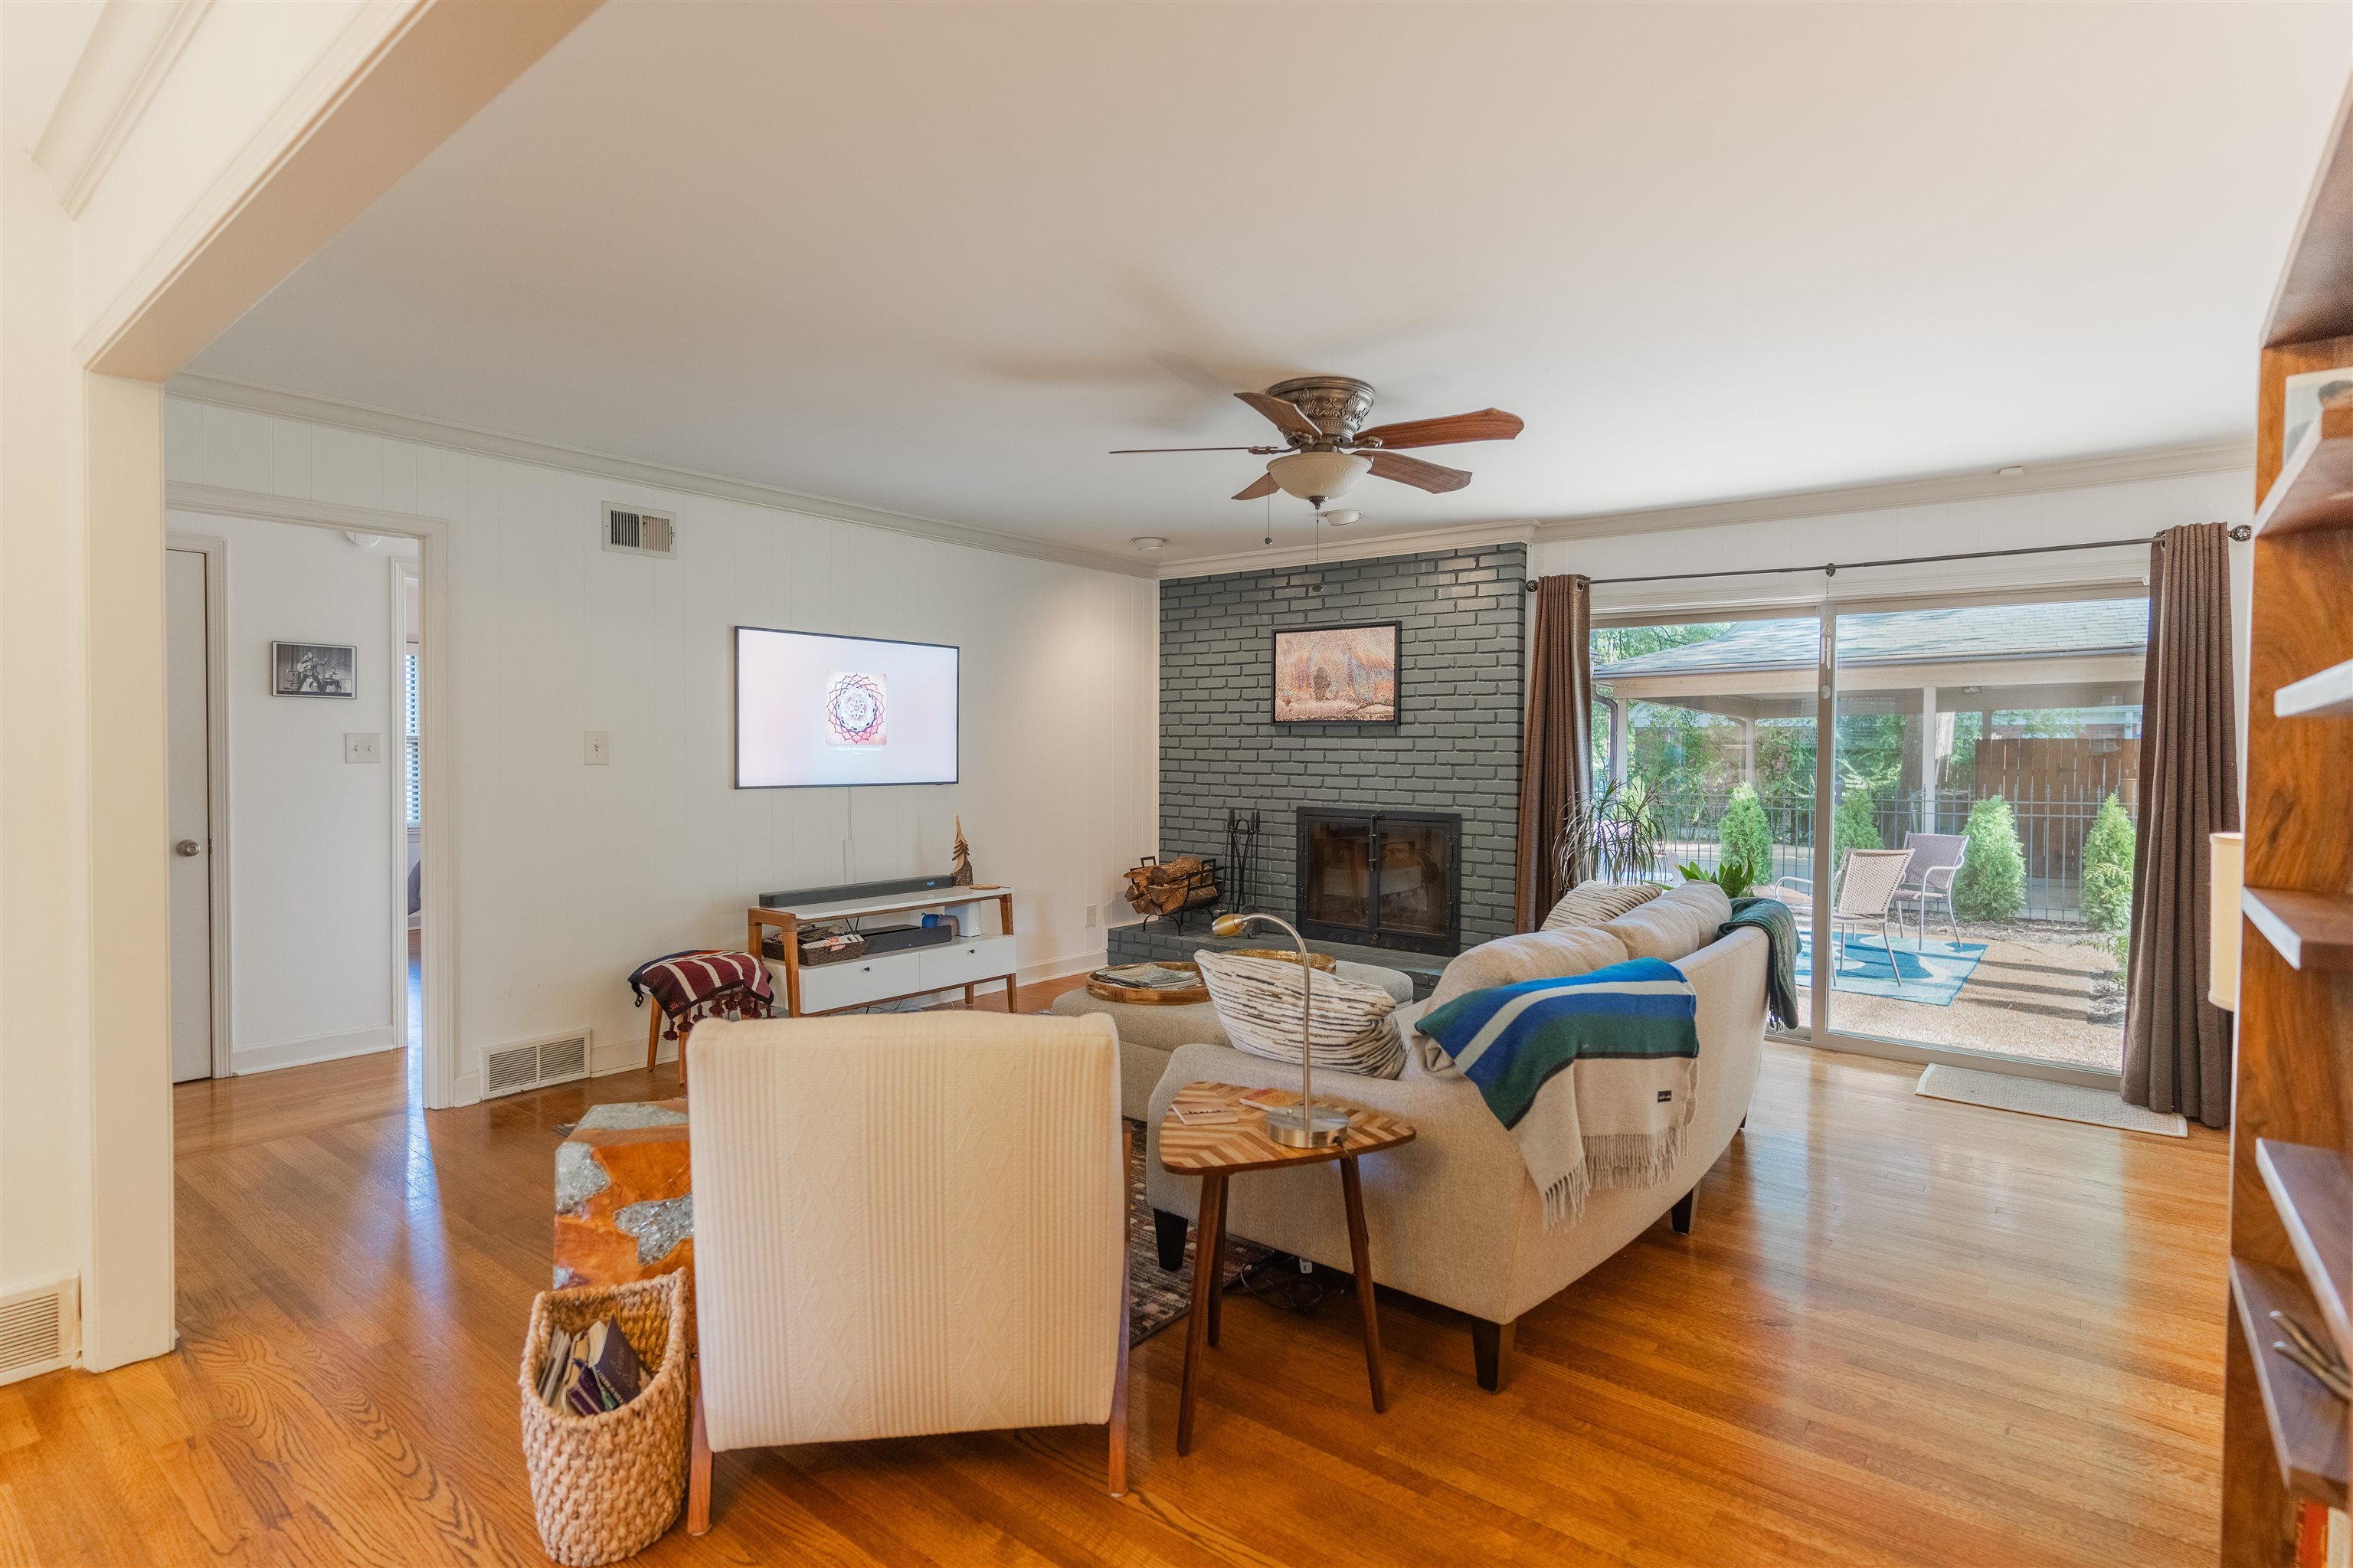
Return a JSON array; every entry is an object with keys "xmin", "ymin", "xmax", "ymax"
[{"xmin": 174, "ymin": 839, "xmax": 200, "ymax": 857}]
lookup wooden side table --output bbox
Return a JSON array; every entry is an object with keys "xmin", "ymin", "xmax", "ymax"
[{"xmin": 1157, "ymin": 1080, "xmax": 1416, "ymax": 1455}]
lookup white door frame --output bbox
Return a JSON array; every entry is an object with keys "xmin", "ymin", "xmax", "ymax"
[
  {"xmin": 165, "ymin": 483, "xmax": 463, "ymax": 1110},
  {"xmin": 164, "ymin": 532, "xmax": 234, "ymax": 1080},
  {"xmin": 388, "ymin": 557, "xmax": 418, "ymax": 1062}
]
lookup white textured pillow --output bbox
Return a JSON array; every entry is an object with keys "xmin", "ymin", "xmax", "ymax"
[
  {"xmin": 1602, "ymin": 880, "xmax": 1731, "ymax": 962},
  {"xmin": 1540, "ymin": 880, "xmax": 1664, "ymax": 932},
  {"xmin": 1196, "ymin": 952, "xmax": 1405, "ymax": 1080},
  {"xmin": 1428, "ymin": 926, "xmax": 1630, "ymax": 1010}
]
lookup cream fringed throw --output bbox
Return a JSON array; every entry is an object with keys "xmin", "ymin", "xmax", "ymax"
[
  {"xmin": 1413, "ymin": 958, "xmax": 1700, "ymax": 1228},
  {"xmin": 1196, "ymin": 952, "xmax": 1406, "ymax": 1080}
]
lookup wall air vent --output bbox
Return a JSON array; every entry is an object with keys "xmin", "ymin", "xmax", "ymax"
[
  {"xmin": 0, "ymin": 1278, "xmax": 78, "ymax": 1385},
  {"xmin": 482, "ymin": 1029, "xmax": 593, "ymax": 1098},
  {"xmin": 602, "ymin": 503, "xmax": 676, "ymax": 559}
]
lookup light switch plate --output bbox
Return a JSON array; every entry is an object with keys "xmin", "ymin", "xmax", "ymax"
[
  {"xmin": 584, "ymin": 731, "xmax": 610, "ymax": 765},
  {"xmin": 344, "ymin": 733, "xmax": 381, "ymax": 764}
]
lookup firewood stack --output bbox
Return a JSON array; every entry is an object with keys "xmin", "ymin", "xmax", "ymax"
[{"xmin": 1123, "ymin": 855, "xmax": 1219, "ymax": 918}]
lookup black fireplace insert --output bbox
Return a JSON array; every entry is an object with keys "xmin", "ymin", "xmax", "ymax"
[{"xmin": 1293, "ymin": 807, "xmax": 1462, "ymax": 956}]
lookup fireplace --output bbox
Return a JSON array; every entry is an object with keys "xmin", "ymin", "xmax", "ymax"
[{"xmin": 1294, "ymin": 807, "xmax": 1462, "ymax": 956}]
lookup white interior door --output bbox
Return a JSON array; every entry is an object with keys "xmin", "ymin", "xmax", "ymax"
[{"xmin": 167, "ymin": 548, "xmax": 214, "ymax": 1082}]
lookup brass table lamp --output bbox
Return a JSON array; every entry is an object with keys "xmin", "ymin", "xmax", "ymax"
[{"xmin": 1211, "ymin": 911, "xmax": 1353, "ymax": 1148}]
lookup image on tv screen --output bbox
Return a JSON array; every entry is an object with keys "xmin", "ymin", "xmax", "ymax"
[{"xmin": 735, "ymin": 627, "xmax": 959, "ymax": 787}]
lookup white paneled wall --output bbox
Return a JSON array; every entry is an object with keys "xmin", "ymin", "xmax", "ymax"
[{"xmin": 165, "ymin": 397, "xmax": 1158, "ymax": 1095}]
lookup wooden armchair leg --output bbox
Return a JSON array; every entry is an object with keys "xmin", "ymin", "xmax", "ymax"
[
  {"xmin": 1471, "ymin": 1316, "xmax": 1515, "ymax": 1393},
  {"xmin": 1108, "ymin": 1251, "xmax": 1131, "ymax": 1498},
  {"xmin": 687, "ymin": 1354, "xmax": 712, "ymax": 1535}
]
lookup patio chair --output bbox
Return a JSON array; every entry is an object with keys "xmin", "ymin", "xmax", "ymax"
[
  {"xmin": 1887, "ymin": 832, "xmax": 1969, "ymax": 947},
  {"xmin": 1771, "ymin": 848, "xmax": 1915, "ymax": 973}
]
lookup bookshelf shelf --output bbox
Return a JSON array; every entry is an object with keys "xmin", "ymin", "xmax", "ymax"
[
  {"xmin": 2253, "ymin": 403, "xmax": 2353, "ymax": 538},
  {"xmin": 2243, "ymin": 887, "xmax": 2353, "ymax": 971},
  {"xmin": 2258, "ymin": 1139, "xmax": 2353, "ymax": 1358},
  {"xmin": 2277, "ymin": 658, "xmax": 2353, "ymax": 719},
  {"xmin": 2230, "ymin": 1259, "xmax": 2350, "ymax": 1509}
]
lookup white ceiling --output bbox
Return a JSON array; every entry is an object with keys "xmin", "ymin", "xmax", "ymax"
[{"xmin": 188, "ymin": 2, "xmax": 2348, "ymax": 565}]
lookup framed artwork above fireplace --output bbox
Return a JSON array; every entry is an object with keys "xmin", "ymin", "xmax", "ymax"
[{"xmin": 1271, "ymin": 620, "xmax": 1399, "ymax": 724}]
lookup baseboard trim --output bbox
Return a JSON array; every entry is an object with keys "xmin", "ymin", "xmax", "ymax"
[{"xmin": 231, "ymin": 1025, "xmax": 398, "ymax": 1076}]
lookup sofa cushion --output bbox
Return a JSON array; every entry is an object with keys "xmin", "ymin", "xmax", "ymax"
[
  {"xmin": 1540, "ymin": 880, "xmax": 1664, "ymax": 932},
  {"xmin": 1602, "ymin": 879, "xmax": 1734, "ymax": 962},
  {"xmin": 1196, "ymin": 952, "xmax": 1405, "ymax": 1079},
  {"xmin": 1427, "ymin": 926, "xmax": 1629, "ymax": 1010}
]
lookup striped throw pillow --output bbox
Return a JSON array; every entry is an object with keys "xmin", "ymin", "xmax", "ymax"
[
  {"xmin": 1540, "ymin": 879, "xmax": 1665, "ymax": 932},
  {"xmin": 1195, "ymin": 952, "xmax": 1406, "ymax": 1080}
]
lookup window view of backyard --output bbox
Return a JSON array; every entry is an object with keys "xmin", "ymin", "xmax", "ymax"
[{"xmin": 1591, "ymin": 599, "xmax": 2147, "ymax": 1072}]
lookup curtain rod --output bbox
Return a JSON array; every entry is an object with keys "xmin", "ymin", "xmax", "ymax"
[{"xmin": 1523, "ymin": 523, "xmax": 2253, "ymax": 591}]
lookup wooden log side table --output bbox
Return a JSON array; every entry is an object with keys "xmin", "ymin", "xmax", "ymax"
[{"xmin": 1157, "ymin": 1080, "xmax": 1415, "ymax": 1455}]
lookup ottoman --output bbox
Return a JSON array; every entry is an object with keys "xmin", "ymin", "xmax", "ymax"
[{"xmin": 1053, "ymin": 960, "xmax": 1415, "ymax": 1119}]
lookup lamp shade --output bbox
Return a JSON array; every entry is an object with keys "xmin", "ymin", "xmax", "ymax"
[
  {"xmin": 1266, "ymin": 450, "xmax": 1371, "ymax": 501},
  {"xmin": 2208, "ymin": 830, "xmax": 2244, "ymax": 1011}
]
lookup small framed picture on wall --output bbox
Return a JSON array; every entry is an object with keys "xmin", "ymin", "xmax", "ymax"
[
  {"xmin": 1271, "ymin": 620, "xmax": 1400, "ymax": 724},
  {"xmin": 271, "ymin": 641, "xmax": 358, "ymax": 698}
]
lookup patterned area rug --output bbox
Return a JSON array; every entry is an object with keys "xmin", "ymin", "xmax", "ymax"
[
  {"xmin": 1798, "ymin": 931, "xmax": 1988, "ymax": 1006},
  {"xmin": 1126, "ymin": 1119, "xmax": 1271, "ymax": 1345}
]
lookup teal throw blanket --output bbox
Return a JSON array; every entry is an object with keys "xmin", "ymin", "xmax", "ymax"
[{"xmin": 1723, "ymin": 896, "xmax": 1799, "ymax": 1030}]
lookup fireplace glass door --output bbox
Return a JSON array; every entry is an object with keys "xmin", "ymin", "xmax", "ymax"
[{"xmin": 1295, "ymin": 808, "xmax": 1461, "ymax": 954}]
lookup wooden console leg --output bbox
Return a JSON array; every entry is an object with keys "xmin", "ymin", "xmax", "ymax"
[
  {"xmin": 1338, "ymin": 1154, "xmax": 1386, "ymax": 1413},
  {"xmin": 1471, "ymin": 1316, "xmax": 1515, "ymax": 1393},
  {"xmin": 1154, "ymin": 1208, "xmax": 1189, "ymax": 1272},
  {"xmin": 1176, "ymin": 1174, "xmax": 1226, "ymax": 1456},
  {"xmin": 687, "ymin": 1354, "xmax": 712, "ymax": 1534},
  {"xmin": 1669, "ymin": 1187, "xmax": 1697, "ymax": 1236},
  {"xmin": 1003, "ymin": 974, "xmax": 1019, "ymax": 1012}
]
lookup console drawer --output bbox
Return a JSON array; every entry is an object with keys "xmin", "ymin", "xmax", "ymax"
[
  {"xmin": 793, "ymin": 950, "xmax": 925, "ymax": 1014},
  {"xmin": 918, "ymin": 935, "xmax": 1017, "ymax": 990}
]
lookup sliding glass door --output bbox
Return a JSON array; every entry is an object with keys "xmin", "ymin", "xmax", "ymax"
[{"xmin": 1592, "ymin": 589, "xmax": 2146, "ymax": 1077}]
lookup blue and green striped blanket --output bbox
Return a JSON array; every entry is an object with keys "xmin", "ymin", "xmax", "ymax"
[{"xmin": 1415, "ymin": 957, "xmax": 1700, "ymax": 1228}]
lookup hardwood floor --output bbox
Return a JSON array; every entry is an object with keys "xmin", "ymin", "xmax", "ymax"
[{"xmin": 8, "ymin": 985, "xmax": 2230, "ymax": 1566}]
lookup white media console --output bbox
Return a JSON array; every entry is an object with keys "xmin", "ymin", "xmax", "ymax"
[{"xmin": 747, "ymin": 884, "xmax": 1018, "ymax": 1016}]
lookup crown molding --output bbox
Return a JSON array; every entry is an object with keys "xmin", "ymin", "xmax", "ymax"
[
  {"xmin": 1533, "ymin": 439, "xmax": 2253, "ymax": 544},
  {"xmin": 1157, "ymin": 520, "xmax": 1536, "ymax": 580},
  {"xmin": 34, "ymin": 0, "xmax": 213, "ymax": 218},
  {"xmin": 165, "ymin": 373, "xmax": 1158, "ymax": 579}
]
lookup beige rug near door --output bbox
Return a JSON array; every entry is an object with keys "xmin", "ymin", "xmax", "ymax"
[{"xmin": 1914, "ymin": 1063, "xmax": 2189, "ymax": 1138}]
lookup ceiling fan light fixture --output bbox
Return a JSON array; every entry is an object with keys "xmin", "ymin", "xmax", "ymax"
[
  {"xmin": 1131, "ymin": 535, "xmax": 1167, "ymax": 552},
  {"xmin": 1266, "ymin": 450, "xmax": 1371, "ymax": 502},
  {"xmin": 1320, "ymin": 509, "xmax": 1359, "ymax": 527}
]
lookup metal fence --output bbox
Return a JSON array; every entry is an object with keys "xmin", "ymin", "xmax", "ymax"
[{"xmin": 1647, "ymin": 781, "xmax": 2129, "ymax": 923}]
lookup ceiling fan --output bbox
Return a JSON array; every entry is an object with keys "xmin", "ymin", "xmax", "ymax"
[{"xmin": 1110, "ymin": 375, "xmax": 1524, "ymax": 505}]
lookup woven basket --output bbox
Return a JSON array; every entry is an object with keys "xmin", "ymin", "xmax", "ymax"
[{"xmin": 519, "ymin": 1273, "xmax": 692, "ymax": 1566}]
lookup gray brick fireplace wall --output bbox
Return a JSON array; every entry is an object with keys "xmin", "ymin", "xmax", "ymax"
[{"xmin": 1156, "ymin": 543, "xmax": 1527, "ymax": 951}]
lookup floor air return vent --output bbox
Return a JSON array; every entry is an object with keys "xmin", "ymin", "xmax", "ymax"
[
  {"xmin": 482, "ymin": 1030, "xmax": 591, "ymax": 1098},
  {"xmin": 0, "ymin": 1279, "xmax": 78, "ymax": 1384}
]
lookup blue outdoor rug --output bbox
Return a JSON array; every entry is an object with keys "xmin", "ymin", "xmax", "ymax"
[{"xmin": 1795, "ymin": 931, "xmax": 1988, "ymax": 1007}]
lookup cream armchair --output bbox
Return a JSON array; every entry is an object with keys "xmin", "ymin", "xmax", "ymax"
[{"xmin": 683, "ymin": 1011, "xmax": 1131, "ymax": 1529}]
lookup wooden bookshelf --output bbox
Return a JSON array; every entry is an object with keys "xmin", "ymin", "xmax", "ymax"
[
  {"xmin": 2256, "ymin": 1140, "xmax": 2352, "ymax": 1357},
  {"xmin": 2276, "ymin": 658, "xmax": 2353, "ymax": 719},
  {"xmin": 2224, "ymin": 61, "xmax": 2353, "ymax": 1568}
]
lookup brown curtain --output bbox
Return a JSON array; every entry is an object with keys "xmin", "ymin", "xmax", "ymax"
[
  {"xmin": 1514, "ymin": 575, "xmax": 1594, "ymax": 931},
  {"xmin": 2122, "ymin": 522, "xmax": 2238, "ymax": 1126}
]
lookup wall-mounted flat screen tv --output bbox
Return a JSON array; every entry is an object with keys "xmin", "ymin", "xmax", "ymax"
[{"xmin": 734, "ymin": 626, "xmax": 960, "ymax": 788}]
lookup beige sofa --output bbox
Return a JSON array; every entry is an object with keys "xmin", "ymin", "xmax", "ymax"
[{"xmin": 1142, "ymin": 883, "xmax": 1768, "ymax": 1390}]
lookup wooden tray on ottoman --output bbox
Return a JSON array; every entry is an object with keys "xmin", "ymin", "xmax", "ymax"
[{"xmin": 1086, "ymin": 960, "xmax": 1208, "ymax": 1006}]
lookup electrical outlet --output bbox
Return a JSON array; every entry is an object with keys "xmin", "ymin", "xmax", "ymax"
[
  {"xmin": 343, "ymin": 733, "xmax": 381, "ymax": 764},
  {"xmin": 584, "ymin": 731, "xmax": 610, "ymax": 765},
  {"xmin": 1085, "ymin": 903, "xmax": 1098, "ymax": 928}
]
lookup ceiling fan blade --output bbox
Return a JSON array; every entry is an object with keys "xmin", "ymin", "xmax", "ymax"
[
  {"xmin": 1234, "ymin": 391, "xmax": 1323, "ymax": 442},
  {"xmin": 1351, "ymin": 408, "xmax": 1524, "ymax": 449},
  {"xmin": 1232, "ymin": 473, "xmax": 1279, "ymax": 500},
  {"xmin": 1368, "ymin": 451, "xmax": 1471, "ymax": 493},
  {"xmin": 1109, "ymin": 446, "xmax": 1272, "ymax": 454}
]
